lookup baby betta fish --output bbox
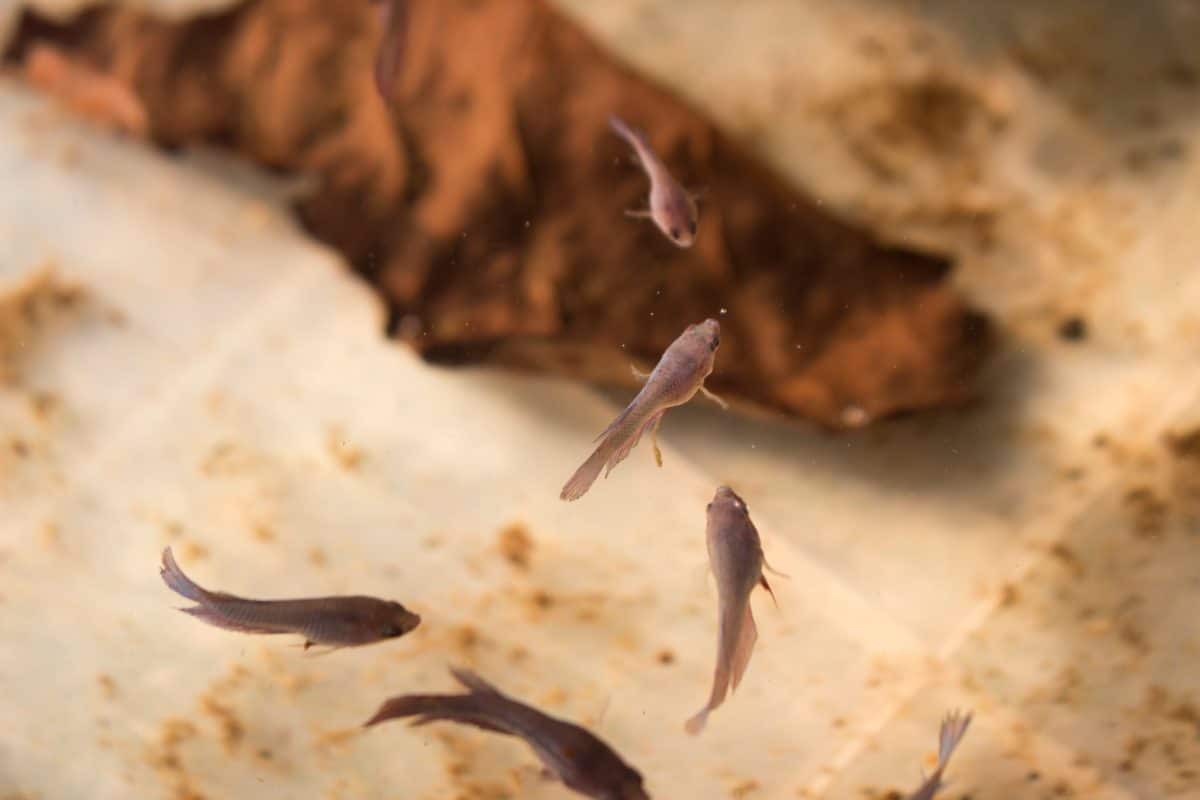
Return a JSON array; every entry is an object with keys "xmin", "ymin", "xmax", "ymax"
[
  {"xmin": 366, "ymin": 667, "xmax": 650, "ymax": 800},
  {"xmin": 686, "ymin": 486, "xmax": 776, "ymax": 735},
  {"xmin": 560, "ymin": 318, "xmax": 726, "ymax": 502},
  {"xmin": 906, "ymin": 710, "xmax": 972, "ymax": 800},
  {"xmin": 159, "ymin": 546, "xmax": 420, "ymax": 649},
  {"xmin": 609, "ymin": 114, "xmax": 700, "ymax": 247}
]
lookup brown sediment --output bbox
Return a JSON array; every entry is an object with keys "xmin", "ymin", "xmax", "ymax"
[
  {"xmin": 1048, "ymin": 542, "xmax": 1085, "ymax": 578},
  {"xmin": 0, "ymin": 262, "xmax": 88, "ymax": 386},
  {"xmin": 145, "ymin": 717, "xmax": 204, "ymax": 800},
  {"xmin": 496, "ymin": 522, "xmax": 534, "ymax": 570},
  {"xmin": 325, "ymin": 427, "xmax": 364, "ymax": 471},
  {"xmin": 198, "ymin": 695, "xmax": 245, "ymax": 754},
  {"xmin": 6, "ymin": 0, "xmax": 991, "ymax": 428},
  {"xmin": 1123, "ymin": 485, "xmax": 1168, "ymax": 540}
]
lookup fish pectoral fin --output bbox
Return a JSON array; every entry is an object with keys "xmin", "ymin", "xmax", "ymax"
[
  {"xmin": 687, "ymin": 186, "xmax": 708, "ymax": 204},
  {"xmin": 729, "ymin": 604, "xmax": 758, "ymax": 693},
  {"xmin": 759, "ymin": 574, "xmax": 779, "ymax": 609},
  {"xmin": 301, "ymin": 642, "xmax": 345, "ymax": 657},
  {"xmin": 648, "ymin": 412, "xmax": 664, "ymax": 467},
  {"xmin": 624, "ymin": 208, "xmax": 653, "ymax": 219},
  {"xmin": 630, "ymin": 363, "xmax": 651, "ymax": 381},
  {"xmin": 700, "ymin": 384, "xmax": 729, "ymax": 410}
]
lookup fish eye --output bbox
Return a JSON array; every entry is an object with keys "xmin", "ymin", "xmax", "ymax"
[
  {"xmin": 709, "ymin": 334, "xmax": 719, "ymax": 351},
  {"xmin": 669, "ymin": 227, "xmax": 680, "ymax": 240},
  {"xmin": 688, "ymin": 221, "xmax": 697, "ymax": 235},
  {"xmin": 381, "ymin": 623, "xmax": 403, "ymax": 638}
]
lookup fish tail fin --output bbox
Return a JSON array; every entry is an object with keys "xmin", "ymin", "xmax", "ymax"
[
  {"xmin": 364, "ymin": 694, "xmax": 467, "ymax": 727},
  {"xmin": 684, "ymin": 707, "xmax": 710, "ymax": 736},
  {"xmin": 561, "ymin": 408, "xmax": 652, "ymax": 501},
  {"xmin": 364, "ymin": 692, "xmax": 513, "ymax": 735},
  {"xmin": 160, "ymin": 546, "xmax": 209, "ymax": 603},
  {"xmin": 560, "ymin": 445, "xmax": 610, "ymax": 502},
  {"xmin": 605, "ymin": 410, "xmax": 661, "ymax": 476},
  {"xmin": 729, "ymin": 604, "xmax": 758, "ymax": 693},
  {"xmin": 688, "ymin": 597, "xmax": 753, "ymax": 735},
  {"xmin": 937, "ymin": 709, "xmax": 972, "ymax": 767},
  {"xmin": 607, "ymin": 114, "xmax": 645, "ymax": 151}
]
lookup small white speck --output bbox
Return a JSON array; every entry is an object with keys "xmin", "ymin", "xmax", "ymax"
[
  {"xmin": 649, "ymin": 311, "xmax": 655, "ymax": 317},
  {"xmin": 841, "ymin": 405, "xmax": 868, "ymax": 427},
  {"xmin": 524, "ymin": 220, "xmax": 531, "ymax": 228},
  {"xmin": 719, "ymin": 307, "xmax": 728, "ymax": 315}
]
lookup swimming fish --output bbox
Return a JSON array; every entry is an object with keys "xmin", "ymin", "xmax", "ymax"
[
  {"xmin": 159, "ymin": 546, "xmax": 420, "ymax": 649},
  {"xmin": 366, "ymin": 667, "xmax": 650, "ymax": 800},
  {"xmin": 686, "ymin": 486, "xmax": 775, "ymax": 735},
  {"xmin": 609, "ymin": 115, "xmax": 699, "ymax": 247},
  {"xmin": 373, "ymin": 0, "xmax": 409, "ymax": 101},
  {"xmin": 560, "ymin": 318, "xmax": 726, "ymax": 502},
  {"xmin": 906, "ymin": 710, "xmax": 973, "ymax": 800}
]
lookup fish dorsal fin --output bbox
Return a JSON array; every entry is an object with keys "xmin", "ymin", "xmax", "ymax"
[
  {"xmin": 759, "ymin": 574, "xmax": 778, "ymax": 608},
  {"xmin": 450, "ymin": 666, "xmax": 502, "ymax": 696}
]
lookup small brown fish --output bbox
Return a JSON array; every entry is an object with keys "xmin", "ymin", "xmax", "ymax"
[
  {"xmin": 366, "ymin": 667, "xmax": 650, "ymax": 800},
  {"xmin": 609, "ymin": 115, "xmax": 700, "ymax": 247},
  {"xmin": 373, "ymin": 0, "xmax": 409, "ymax": 101},
  {"xmin": 560, "ymin": 318, "xmax": 725, "ymax": 502},
  {"xmin": 159, "ymin": 546, "xmax": 420, "ymax": 649},
  {"xmin": 686, "ymin": 486, "xmax": 775, "ymax": 735},
  {"xmin": 906, "ymin": 710, "xmax": 972, "ymax": 800}
]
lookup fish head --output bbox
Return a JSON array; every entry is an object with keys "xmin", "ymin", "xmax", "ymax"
[
  {"xmin": 685, "ymin": 317, "xmax": 720, "ymax": 353},
  {"xmin": 657, "ymin": 202, "xmax": 698, "ymax": 248},
  {"xmin": 708, "ymin": 484, "xmax": 748, "ymax": 515},
  {"xmin": 615, "ymin": 781, "xmax": 651, "ymax": 800},
  {"xmin": 600, "ymin": 768, "xmax": 649, "ymax": 800},
  {"xmin": 374, "ymin": 601, "xmax": 422, "ymax": 640}
]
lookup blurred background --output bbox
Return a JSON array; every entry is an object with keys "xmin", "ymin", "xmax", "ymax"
[{"xmin": 0, "ymin": 0, "xmax": 1198, "ymax": 798}]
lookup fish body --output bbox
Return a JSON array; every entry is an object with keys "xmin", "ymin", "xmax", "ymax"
[
  {"xmin": 560, "ymin": 319, "xmax": 722, "ymax": 502},
  {"xmin": 686, "ymin": 486, "xmax": 773, "ymax": 734},
  {"xmin": 609, "ymin": 115, "xmax": 699, "ymax": 247},
  {"xmin": 906, "ymin": 710, "xmax": 972, "ymax": 800},
  {"xmin": 159, "ymin": 547, "xmax": 420, "ymax": 648},
  {"xmin": 367, "ymin": 667, "xmax": 650, "ymax": 800}
]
